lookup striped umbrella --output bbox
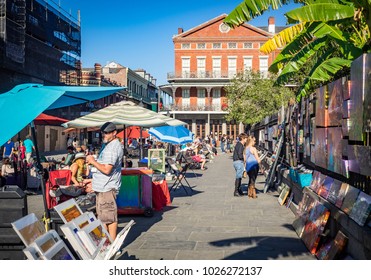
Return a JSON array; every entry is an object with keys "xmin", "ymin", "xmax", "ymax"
[
  {"xmin": 148, "ymin": 125, "xmax": 194, "ymax": 145},
  {"xmin": 62, "ymin": 101, "xmax": 185, "ymax": 129}
]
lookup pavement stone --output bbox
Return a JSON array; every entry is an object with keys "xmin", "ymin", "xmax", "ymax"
[{"xmin": 26, "ymin": 151, "xmax": 315, "ymax": 260}]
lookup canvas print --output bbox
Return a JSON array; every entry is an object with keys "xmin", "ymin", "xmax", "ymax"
[
  {"xmin": 317, "ymin": 176, "xmax": 334, "ymax": 200},
  {"xmin": 316, "ymin": 230, "xmax": 348, "ymax": 260},
  {"xmin": 327, "ymin": 179, "xmax": 343, "ymax": 205},
  {"xmin": 77, "ymin": 220, "xmax": 112, "ymax": 256},
  {"xmin": 11, "ymin": 213, "xmax": 45, "ymax": 246},
  {"xmin": 363, "ymin": 53, "xmax": 371, "ymax": 133},
  {"xmin": 335, "ymin": 183, "xmax": 350, "ymax": 208},
  {"xmin": 301, "ymin": 203, "xmax": 331, "ymax": 254},
  {"xmin": 43, "ymin": 241, "xmax": 75, "ymax": 260},
  {"xmin": 348, "ymin": 145, "xmax": 371, "ymax": 177},
  {"xmin": 327, "ymin": 127, "xmax": 343, "ymax": 175},
  {"xmin": 349, "ymin": 54, "xmax": 365, "ymax": 141},
  {"xmin": 349, "ymin": 191, "xmax": 371, "ymax": 226},
  {"xmin": 148, "ymin": 149, "xmax": 166, "ymax": 172},
  {"xmin": 315, "ymin": 86, "xmax": 328, "ymax": 127},
  {"xmin": 313, "ymin": 128, "xmax": 327, "ymax": 169},
  {"xmin": 278, "ymin": 185, "xmax": 290, "ymax": 206},
  {"xmin": 309, "ymin": 171, "xmax": 326, "ymax": 194},
  {"xmin": 328, "ymin": 79, "xmax": 344, "ymax": 126},
  {"xmin": 293, "ymin": 193, "xmax": 318, "ymax": 237},
  {"xmin": 54, "ymin": 198, "xmax": 84, "ymax": 224},
  {"xmin": 341, "ymin": 185, "xmax": 360, "ymax": 215}
]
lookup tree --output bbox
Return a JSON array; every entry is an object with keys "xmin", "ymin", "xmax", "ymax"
[
  {"xmin": 224, "ymin": 0, "xmax": 371, "ymax": 100},
  {"xmin": 225, "ymin": 70, "xmax": 294, "ymax": 124}
]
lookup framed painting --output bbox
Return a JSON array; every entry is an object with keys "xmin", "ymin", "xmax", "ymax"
[
  {"xmin": 54, "ymin": 198, "xmax": 84, "ymax": 224},
  {"xmin": 327, "ymin": 127, "xmax": 343, "ymax": 175},
  {"xmin": 278, "ymin": 185, "xmax": 290, "ymax": 206},
  {"xmin": 11, "ymin": 213, "xmax": 45, "ymax": 247},
  {"xmin": 148, "ymin": 149, "xmax": 166, "ymax": 173},
  {"xmin": 349, "ymin": 191, "xmax": 371, "ymax": 226}
]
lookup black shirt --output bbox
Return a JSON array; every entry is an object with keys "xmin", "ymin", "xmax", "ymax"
[{"xmin": 233, "ymin": 142, "xmax": 244, "ymax": 161}]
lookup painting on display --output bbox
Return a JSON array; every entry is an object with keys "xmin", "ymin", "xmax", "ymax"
[
  {"xmin": 363, "ymin": 53, "xmax": 371, "ymax": 133},
  {"xmin": 148, "ymin": 149, "xmax": 166, "ymax": 173},
  {"xmin": 53, "ymin": 198, "xmax": 84, "ymax": 224},
  {"xmin": 327, "ymin": 179, "xmax": 343, "ymax": 206},
  {"xmin": 11, "ymin": 213, "xmax": 45, "ymax": 247},
  {"xmin": 316, "ymin": 230, "xmax": 348, "ymax": 260},
  {"xmin": 347, "ymin": 145, "xmax": 371, "ymax": 177},
  {"xmin": 327, "ymin": 79, "xmax": 344, "ymax": 126},
  {"xmin": 309, "ymin": 171, "xmax": 326, "ymax": 194},
  {"xmin": 349, "ymin": 191, "xmax": 371, "ymax": 226},
  {"xmin": 293, "ymin": 193, "xmax": 318, "ymax": 238},
  {"xmin": 340, "ymin": 185, "xmax": 360, "ymax": 215},
  {"xmin": 349, "ymin": 54, "xmax": 365, "ymax": 141},
  {"xmin": 313, "ymin": 128, "xmax": 327, "ymax": 169},
  {"xmin": 317, "ymin": 176, "xmax": 334, "ymax": 200},
  {"xmin": 327, "ymin": 127, "xmax": 343, "ymax": 175},
  {"xmin": 315, "ymin": 86, "xmax": 328, "ymax": 127},
  {"xmin": 301, "ymin": 203, "xmax": 331, "ymax": 254},
  {"xmin": 278, "ymin": 184, "xmax": 290, "ymax": 206},
  {"xmin": 335, "ymin": 183, "xmax": 350, "ymax": 208}
]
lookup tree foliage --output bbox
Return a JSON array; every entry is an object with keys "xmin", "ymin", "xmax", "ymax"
[{"xmin": 225, "ymin": 70, "xmax": 295, "ymax": 124}]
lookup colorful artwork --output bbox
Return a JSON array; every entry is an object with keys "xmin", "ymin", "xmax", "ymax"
[
  {"xmin": 309, "ymin": 171, "xmax": 326, "ymax": 194},
  {"xmin": 11, "ymin": 213, "xmax": 45, "ymax": 247},
  {"xmin": 347, "ymin": 145, "xmax": 371, "ymax": 177},
  {"xmin": 315, "ymin": 86, "xmax": 328, "ymax": 127},
  {"xmin": 313, "ymin": 128, "xmax": 327, "ymax": 169},
  {"xmin": 349, "ymin": 54, "xmax": 365, "ymax": 141},
  {"xmin": 278, "ymin": 184, "xmax": 290, "ymax": 206},
  {"xmin": 363, "ymin": 53, "xmax": 371, "ymax": 133},
  {"xmin": 327, "ymin": 179, "xmax": 343, "ymax": 205},
  {"xmin": 335, "ymin": 183, "xmax": 350, "ymax": 208},
  {"xmin": 54, "ymin": 199, "xmax": 84, "ymax": 224},
  {"xmin": 340, "ymin": 185, "xmax": 360, "ymax": 215},
  {"xmin": 349, "ymin": 191, "xmax": 371, "ymax": 226},
  {"xmin": 148, "ymin": 149, "xmax": 166, "ymax": 172},
  {"xmin": 316, "ymin": 230, "xmax": 348, "ymax": 260},
  {"xmin": 327, "ymin": 127, "xmax": 343, "ymax": 175},
  {"xmin": 301, "ymin": 203, "xmax": 330, "ymax": 254},
  {"xmin": 328, "ymin": 79, "xmax": 344, "ymax": 126},
  {"xmin": 293, "ymin": 193, "xmax": 318, "ymax": 238},
  {"xmin": 317, "ymin": 176, "xmax": 334, "ymax": 199}
]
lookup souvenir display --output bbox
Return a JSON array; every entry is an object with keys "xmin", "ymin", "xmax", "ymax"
[
  {"xmin": 315, "ymin": 86, "xmax": 328, "ymax": 127},
  {"xmin": 301, "ymin": 203, "xmax": 330, "ymax": 254},
  {"xmin": 349, "ymin": 54, "xmax": 365, "ymax": 141},
  {"xmin": 327, "ymin": 127, "xmax": 343, "ymax": 175},
  {"xmin": 317, "ymin": 176, "xmax": 334, "ymax": 200},
  {"xmin": 349, "ymin": 191, "xmax": 371, "ymax": 226},
  {"xmin": 340, "ymin": 185, "xmax": 360, "ymax": 215},
  {"xmin": 327, "ymin": 179, "xmax": 343, "ymax": 205},
  {"xmin": 347, "ymin": 145, "xmax": 371, "ymax": 177},
  {"xmin": 327, "ymin": 79, "xmax": 344, "ymax": 126}
]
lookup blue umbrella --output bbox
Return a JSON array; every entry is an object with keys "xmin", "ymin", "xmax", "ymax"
[
  {"xmin": 0, "ymin": 83, "xmax": 124, "ymax": 146},
  {"xmin": 148, "ymin": 125, "xmax": 194, "ymax": 145}
]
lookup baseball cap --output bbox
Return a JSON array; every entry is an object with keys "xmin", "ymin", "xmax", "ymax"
[{"xmin": 101, "ymin": 122, "xmax": 116, "ymax": 133}]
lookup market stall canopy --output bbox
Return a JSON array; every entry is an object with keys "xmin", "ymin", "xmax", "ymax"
[
  {"xmin": 117, "ymin": 126, "xmax": 150, "ymax": 139},
  {"xmin": 148, "ymin": 125, "xmax": 194, "ymax": 145},
  {"xmin": 0, "ymin": 83, "xmax": 124, "ymax": 146},
  {"xmin": 62, "ymin": 101, "xmax": 186, "ymax": 129},
  {"xmin": 34, "ymin": 113, "xmax": 69, "ymax": 126}
]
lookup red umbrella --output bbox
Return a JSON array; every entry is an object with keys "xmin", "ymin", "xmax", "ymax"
[
  {"xmin": 117, "ymin": 126, "xmax": 149, "ymax": 139},
  {"xmin": 34, "ymin": 113, "xmax": 69, "ymax": 126}
]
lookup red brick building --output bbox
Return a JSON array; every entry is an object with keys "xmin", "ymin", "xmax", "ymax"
[{"xmin": 160, "ymin": 14, "xmax": 282, "ymax": 139}]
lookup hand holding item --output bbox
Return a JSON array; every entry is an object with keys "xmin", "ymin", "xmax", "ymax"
[{"xmin": 85, "ymin": 155, "xmax": 95, "ymax": 165}]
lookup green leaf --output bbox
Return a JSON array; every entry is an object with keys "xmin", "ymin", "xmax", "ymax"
[{"xmin": 286, "ymin": 3, "xmax": 355, "ymax": 24}]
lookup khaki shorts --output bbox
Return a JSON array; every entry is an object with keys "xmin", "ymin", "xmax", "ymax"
[{"xmin": 96, "ymin": 190, "xmax": 118, "ymax": 224}]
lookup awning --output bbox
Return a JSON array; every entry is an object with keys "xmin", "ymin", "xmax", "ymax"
[
  {"xmin": 62, "ymin": 100, "xmax": 186, "ymax": 129},
  {"xmin": 34, "ymin": 113, "xmax": 69, "ymax": 126},
  {"xmin": 0, "ymin": 83, "xmax": 124, "ymax": 146}
]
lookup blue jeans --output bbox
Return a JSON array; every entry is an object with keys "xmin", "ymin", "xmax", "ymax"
[{"xmin": 233, "ymin": 160, "xmax": 244, "ymax": 179}]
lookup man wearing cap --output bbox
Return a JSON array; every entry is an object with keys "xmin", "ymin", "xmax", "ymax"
[{"xmin": 83, "ymin": 122, "xmax": 123, "ymax": 240}]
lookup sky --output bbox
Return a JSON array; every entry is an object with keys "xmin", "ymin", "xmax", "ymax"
[{"xmin": 58, "ymin": 0, "xmax": 301, "ymax": 86}]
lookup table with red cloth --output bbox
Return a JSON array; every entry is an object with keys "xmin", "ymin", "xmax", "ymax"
[{"xmin": 152, "ymin": 180, "xmax": 171, "ymax": 211}]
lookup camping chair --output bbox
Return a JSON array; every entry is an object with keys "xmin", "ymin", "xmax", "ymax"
[
  {"xmin": 166, "ymin": 157, "xmax": 194, "ymax": 196},
  {"xmin": 176, "ymin": 151, "xmax": 199, "ymax": 178},
  {"xmin": 45, "ymin": 169, "xmax": 72, "ymax": 209}
]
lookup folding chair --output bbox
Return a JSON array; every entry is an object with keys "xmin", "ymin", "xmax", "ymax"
[
  {"xmin": 166, "ymin": 157, "xmax": 194, "ymax": 196},
  {"xmin": 177, "ymin": 151, "xmax": 199, "ymax": 178}
]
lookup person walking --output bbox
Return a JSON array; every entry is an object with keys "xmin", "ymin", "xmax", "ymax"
[
  {"xmin": 83, "ymin": 122, "xmax": 123, "ymax": 240},
  {"xmin": 245, "ymin": 136, "xmax": 261, "ymax": 199},
  {"xmin": 2, "ymin": 139, "xmax": 14, "ymax": 159},
  {"xmin": 232, "ymin": 133, "xmax": 248, "ymax": 196},
  {"xmin": 220, "ymin": 134, "xmax": 227, "ymax": 153},
  {"xmin": 23, "ymin": 136, "xmax": 35, "ymax": 163}
]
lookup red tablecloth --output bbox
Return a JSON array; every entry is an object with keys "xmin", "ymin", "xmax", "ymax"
[{"xmin": 152, "ymin": 180, "xmax": 171, "ymax": 211}]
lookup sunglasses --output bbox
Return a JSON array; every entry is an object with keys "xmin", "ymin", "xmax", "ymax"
[{"xmin": 102, "ymin": 131, "xmax": 113, "ymax": 135}]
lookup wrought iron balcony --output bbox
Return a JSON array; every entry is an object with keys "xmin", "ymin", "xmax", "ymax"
[
  {"xmin": 167, "ymin": 70, "xmax": 238, "ymax": 80},
  {"xmin": 160, "ymin": 104, "xmax": 227, "ymax": 112}
]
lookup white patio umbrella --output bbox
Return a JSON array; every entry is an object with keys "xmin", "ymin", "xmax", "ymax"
[{"xmin": 62, "ymin": 101, "xmax": 185, "ymax": 129}]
